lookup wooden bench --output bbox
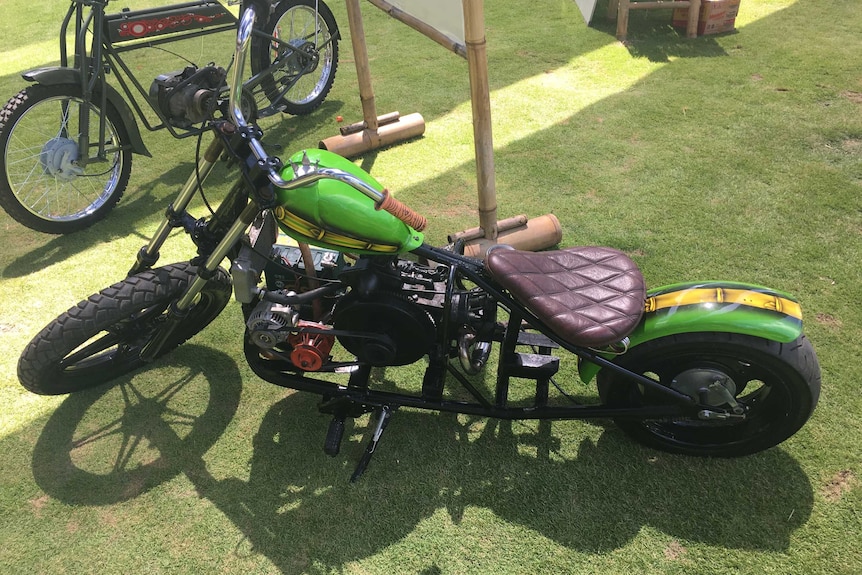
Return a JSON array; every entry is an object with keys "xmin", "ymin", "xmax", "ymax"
[{"xmin": 608, "ymin": 0, "xmax": 701, "ymax": 41}]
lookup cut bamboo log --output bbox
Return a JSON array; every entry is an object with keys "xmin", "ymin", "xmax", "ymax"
[
  {"xmin": 319, "ymin": 0, "xmax": 426, "ymax": 157},
  {"xmin": 319, "ymin": 112, "xmax": 425, "ymax": 157},
  {"xmin": 459, "ymin": 214, "xmax": 563, "ymax": 259}
]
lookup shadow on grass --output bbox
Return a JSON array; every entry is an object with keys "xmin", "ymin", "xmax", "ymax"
[
  {"xmin": 31, "ymin": 344, "xmax": 242, "ymax": 505},
  {"xmin": 32, "ymin": 374, "xmax": 813, "ymax": 571}
]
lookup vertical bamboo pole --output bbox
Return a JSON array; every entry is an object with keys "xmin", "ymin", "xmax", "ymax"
[
  {"xmin": 686, "ymin": 0, "xmax": 701, "ymax": 38},
  {"xmin": 462, "ymin": 0, "xmax": 497, "ymax": 240},
  {"xmin": 616, "ymin": 0, "xmax": 630, "ymax": 40},
  {"xmin": 344, "ymin": 0, "xmax": 379, "ymax": 131}
]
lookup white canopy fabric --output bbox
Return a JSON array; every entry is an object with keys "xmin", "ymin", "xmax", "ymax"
[
  {"xmin": 385, "ymin": 0, "xmax": 466, "ymax": 44},
  {"xmin": 574, "ymin": 0, "xmax": 599, "ymax": 23}
]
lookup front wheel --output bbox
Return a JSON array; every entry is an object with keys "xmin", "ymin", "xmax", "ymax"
[
  {"xmin": 597, "ymin": 333, "xmax": 821, "ymax": 457},
  {"xmin": 18, "ymin": 262, "xmax": 232, "ymax": 395},
  {"xmin": 0, "ymin": 84, "xmax": 133, "ymax": 234},
  {"xmin": 251, "ymin": 0, "xmax": 339, "ymax": 116}
]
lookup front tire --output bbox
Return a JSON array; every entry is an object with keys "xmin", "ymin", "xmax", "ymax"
[
  {"xmin": 18, "ymin": 262, "xmax": 231, "ymax": 395},
  {"xmin": 0, "ymin": 84, "xmax": 133, "ymax": 234},
  {"xmin": 251, "ymin": 0, "xmax": 339, "ymax": 116},
  {"xmin": 597, "ymin": 333, "xmax": 821, "ymax": 457}
]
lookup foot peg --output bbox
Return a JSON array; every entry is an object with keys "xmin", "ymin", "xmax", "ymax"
[{"xmin": 324, "ymin": 416, "xmax": 346, "ymax": 456}]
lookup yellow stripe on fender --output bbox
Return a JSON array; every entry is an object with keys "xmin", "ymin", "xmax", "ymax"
[{"xmin": 645, "ymin": 288, "xmax": 802, "ymax": 321}]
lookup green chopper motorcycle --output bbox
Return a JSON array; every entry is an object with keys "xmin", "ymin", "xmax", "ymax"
[{"xmin": 17, "ymin": 2, "xmax": 821, "ymax": 480}]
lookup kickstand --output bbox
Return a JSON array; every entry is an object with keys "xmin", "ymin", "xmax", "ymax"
[{"xmin": 350, "ymin": 405, "xmax": 395, "ymax": 482}]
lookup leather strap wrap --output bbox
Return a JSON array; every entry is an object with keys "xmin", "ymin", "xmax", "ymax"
[{"xmin": 375, "ymin": 189, "xmax": 427, "ymax": 232}]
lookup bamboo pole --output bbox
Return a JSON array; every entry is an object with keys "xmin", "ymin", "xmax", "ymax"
[
  {"xmin": 462, "ymin": 0, "xmax": 497, "ymax": 240},
  {"xmin": 319, "ymin": 0, "xmax": 426, "ymax": 156},
  {"xmin": 686, "ymin": 0, "xmax": 701, "ymax": 38},
  {"xmin": 344, "ymin": 0, "xmax": 378, "ymax": 131}
]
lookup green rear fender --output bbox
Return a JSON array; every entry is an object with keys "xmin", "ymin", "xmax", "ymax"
[
  {"xmin": 273, "ymin": 149, "xmax": 424, "ymax": 255},
  {"xmin": 578, "ymin": 281, "xmax": 805, "ymax": 383}
]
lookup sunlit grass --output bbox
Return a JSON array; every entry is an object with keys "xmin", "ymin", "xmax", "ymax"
[{"xmin": 1, "ymin": 0, "xmax": 861, "ymax": 573}]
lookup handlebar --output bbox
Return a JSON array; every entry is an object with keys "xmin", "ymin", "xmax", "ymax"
[{"xmin": 229, "ymin": 5, "xmax": 427, "ymax": 231}]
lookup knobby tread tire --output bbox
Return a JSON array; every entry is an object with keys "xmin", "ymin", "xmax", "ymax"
[{"xmin": 18, "ymin": 262, "xmax": 231, "ymax": 395}]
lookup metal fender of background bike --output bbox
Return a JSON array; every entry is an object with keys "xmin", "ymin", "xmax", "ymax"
[
  {"xmin": 578, "ymin": 281, "xmax": 805, "ymax": 383},
  {"xmin": 22, "ymin": 66, "xmax": 151, "ymax": 157}
]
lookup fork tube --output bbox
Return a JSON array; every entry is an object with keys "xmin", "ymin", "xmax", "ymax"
[
  {"xmin": 131, "ymin": 137, "xmax": 224, "ymax": 274},
  {"xmin": 76, "ymin": 4, "xmax": 97, "ymax": 168},
  {"xmin": 175, "ymin": 200, "xmax": 260, "ymax": 310},
  {"xmin": 139, "ymin": 197, "xmax": 257, "ymax": 362}
]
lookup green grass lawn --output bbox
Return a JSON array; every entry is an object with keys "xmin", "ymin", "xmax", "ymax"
[{"xmin": 1, "ymin": 0, "xmax": 860, "ymax": 573}]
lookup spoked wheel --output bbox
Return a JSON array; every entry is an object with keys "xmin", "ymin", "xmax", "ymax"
[
  {"xmin": 251, "ymin": 0, "xmax": 339, "ymax": 116},
  {"xmin": 597, "ymin": 333, "xmax": 821, "ymax": 457},
  {"xmin": 18, "ymin": 262, "xmax": 232, "ymax": 395},
  {"xmin": 0, "ymin": 84, "xmax": 132, "ymax": 234}
]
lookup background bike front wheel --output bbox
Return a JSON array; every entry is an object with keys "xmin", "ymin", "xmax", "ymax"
[{"xmin": 0, "ymin": 83, "xmax": 132, "ymax": 234}]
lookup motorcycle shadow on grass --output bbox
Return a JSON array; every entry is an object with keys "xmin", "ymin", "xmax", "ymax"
[
  {"xmin": 31, "ymin": 344, "xmax": 243, "ymax": 505},
  {"xmin": 195, "ymin": 395, "xmax": 814, "ymax": 568},
  {"xmin": 32, "ymin": 357, "xmax": 814, "ymax": 570}
]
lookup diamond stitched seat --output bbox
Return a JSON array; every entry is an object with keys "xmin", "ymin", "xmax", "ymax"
[{"xmin": 485, "ymin": 246, "xmax": 646, "ymax": 348}]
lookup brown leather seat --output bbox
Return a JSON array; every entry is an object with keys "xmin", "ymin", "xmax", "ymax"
[{"xmin": 485, "ymin": 246, "xmax": 646, "ymax": 348}]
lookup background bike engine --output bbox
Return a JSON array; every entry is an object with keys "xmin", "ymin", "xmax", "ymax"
[{"xmin": 149, "ymin": 65, "xmax": 227, "ymax": 128}]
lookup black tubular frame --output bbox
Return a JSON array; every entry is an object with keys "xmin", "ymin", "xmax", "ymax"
[
  {"xmin": 242, "ymin": 240, "xmax": 703, "ymax": 423},
  {"xmin": 55, "ymin": 0, "xmax": 335, "ymax": 143}
]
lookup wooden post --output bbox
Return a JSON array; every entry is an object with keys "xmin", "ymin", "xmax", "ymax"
[
  {"xmin": 319, "ymin": 0, "xmax": 426, "ymax": 156},
  {"xmin": 686, "ymin": 0, "xmax": 701, "ymax": 38},
  {"xmin": 462, "ymin": 0, "xmax": 497, "ymax": 240},
  {"xmin": 612, "ymin": 0, "xmax": 701, "ymax": 41},
  {"xmin": 616, "ymin": 0, "xmax": 630, "ymax": 40},
  {"xmin": 345, "ymin": 0, "xmax": 378, "ymax": 131}
]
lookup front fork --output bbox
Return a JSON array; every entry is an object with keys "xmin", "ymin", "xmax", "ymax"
[
  {"xmin": 139, "ymin": 199, "xmax": 259, "ymax": 361},
  {"xmin": 129, "ymin": 134, "xmax": 226, "ymax": 275},
  {"xmin": 132, "ymin": 126, "xmax": 263, "ymax": 361}
]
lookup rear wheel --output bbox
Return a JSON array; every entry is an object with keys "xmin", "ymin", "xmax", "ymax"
[
  {"xmin": 597, "ymin": 333, "xmax": 821, "ymax": 457},
  {"xmin": 0, "ymin": 84, "xmax": 132, "ymax": 233},
  {"xmin": 18, "ymin": 262, "xmax": 232, "ymax": 395},
  {"xmin": 251, "ymin": 0, "xmax": 339, "ymax": 116}
]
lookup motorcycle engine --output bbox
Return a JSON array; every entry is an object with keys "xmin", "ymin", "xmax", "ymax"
[
  {"xmin": 332, "ymin": 292, "xmax": 437, "ymax": 367},
  {"xmin": 149, "ymin": 65, "xmax": 227, "ymax": 128}
]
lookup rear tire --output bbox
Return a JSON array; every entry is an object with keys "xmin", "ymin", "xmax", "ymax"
[
  {"xmin": 597, "ymin": 333, "xmax": 821, "ymax": 457},
  {"xmin": 0, "ymin": 84, "xmax": 132, "ymax": 234},
  {"xmin": 18, "ymin": 262, "xmax": 231, "ymax": 395}
]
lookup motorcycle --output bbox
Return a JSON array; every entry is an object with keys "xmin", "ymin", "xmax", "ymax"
[
  {"xmin": 0, "ymin": 0, "xmax": 338, "ymax": 234},
  {"xmin": 17, "ymin": 3, "xmax": 821, "ymax": 481}
]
